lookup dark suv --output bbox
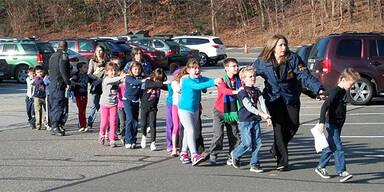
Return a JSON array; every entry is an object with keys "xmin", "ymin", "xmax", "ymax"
[{"xmin": 308, "ymin": 32, "xmax": 384, "ymax": 105}]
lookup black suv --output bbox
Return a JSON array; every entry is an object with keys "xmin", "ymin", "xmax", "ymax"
[{"xmin": 308, "ymin": 32, "xmax": 384, "ymax": 105}]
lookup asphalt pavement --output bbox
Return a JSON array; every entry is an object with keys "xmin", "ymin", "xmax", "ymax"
[{"xmin": 0, "ymin": 49, "xmax": 383, "ymax": 192}]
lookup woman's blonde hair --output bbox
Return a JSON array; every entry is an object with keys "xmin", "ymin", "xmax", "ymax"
[
  {"xmin": 126, "ymin": 61, "xmax": 143, "ymax": 77},
  {"xmin": 259, "ymin": 34, "xmax": 291, "ymax": 64},
  {"xmin": 340, "ymin": 67, "xmax": 360, "ymax": 81}
]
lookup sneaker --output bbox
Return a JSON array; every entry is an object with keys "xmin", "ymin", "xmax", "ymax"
[
  {"xmin": 78, "ymin": 128, "xmax": 85, "ymax": 132},
  {"xmin": 52, "ymin": 127, "xmax": 65, "ymax": 136},
  {"xmin": 147, "ymin": 127, "xmax": 151, "ymax": 134},
  {"xmin": 167, "ymin": 148, "xmax": 173, "ymax": 152},
  {"xmin": 250, "ymin": 164, "xmax": 264, "ymax": 173},
  {"xmin": 141, "ymin": 136, "xmax": 147, "ymax": 148},
  {"xmin": 171, "ymin": 149, "xmax": 178, "ymax": 157},
  {"xmin": 105, "ymin": 136, "xmax": 110, "ymax": 143},
  {"xmin": 98, "ymin": 136, "xmax": 105, "ymax": 145},
  {"xmin": 226, "ymin": 158, "xmax": 233, "ymax": 166},
  {"xmin": 209, "ymin": 154, "xmax": 217, "ymax": 165},
  {"xmin": 120, "ymin": 138, "xmax": 125, "ymax": 145},
  {"xmin": 110, "ymin": 141, "xmax": 117, "ymax": 148},
  {"xmin": 277, "ymin": 166, "xmax": 288, "ymax": 171},
  {"xmin": 339, "ymin": 171, "xmax": 353, "ymax": 182},
  {"xmin": 150, "ymin": 142, "xmax": 157, "ymax": 151},
  {"xmin": 131, "ymin": 143, "xmax": 136, "ymax": 149},
  {"xmin": 231, "ymin": 151, "xmax": 239, "ymax": 168},
  {"xmin": 315, "ymin": 167, "xmax": 331, "ymax": 179},
  {"xmin": 179, "ymin": 153, "xmax": 191, "ymax": 164},
  {"xmin": 45, "ymin": 124, "xmax": 52, "ymax": 131},
  {"xmin": 125, "ymin": 144, "xmax": 132, "ymax": 149},
  {"xmin": 192, "ymin": 154, "xmax": 205, "ymax": 166}
]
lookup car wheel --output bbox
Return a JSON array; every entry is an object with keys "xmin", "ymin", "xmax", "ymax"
[
  {"xmin": 15, "ymin": 65, "xmax": 28, "ymax": 84},
  {"xmin": 199, "ymin": 53, "xmax": 208, "ymax": 66},
  {"xmin": 347, "ymin": 77, "xmax": 374, "ymax": 105}
]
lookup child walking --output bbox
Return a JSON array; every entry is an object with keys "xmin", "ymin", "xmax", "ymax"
[
  {"xmin": 170, "ymin": 68, "xmax": 184, "ymax": 156},
  {"xmin": 98, "ymin": 62, "xmax": 124, "ymax": 147},
  {"xmin": 118, "ymin": 71, "xmax": 127, "ymax": 144},
  {"xmin": 33, "ymin": 66, "xmax": 47, "ymax": 130},
  {"xmin": 314, "ymin": 68, "xmax": 360, "ymax": 183},
  {"xmin": 71, "ymin": 62, "xmax": 90, "ymax": 132},
  {"xmin": 140, "ymin": 68, "xmax": 169, "ymax": 151},
  {"xmin": 178, "ymin": 58, "xmax": 221, "ymax": 166},
  {"xmin": 206, "ymin": 58, "xmax": 242, "ymax": 165},
  {"xmin": 230, "ymin": 66, "xmax": 272, "ymax": 173},
  {"xmin": 124, "ymin": 61, "xmax": 146, "ymax": 149},
  {"xmin": 26, "ymin": 67, "xmax": 36, "ymax": 129}
]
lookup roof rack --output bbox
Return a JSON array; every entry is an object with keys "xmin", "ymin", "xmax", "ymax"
[{"xmin": 0, "ymin": 36, "xmax": 36, "ymax": 42}]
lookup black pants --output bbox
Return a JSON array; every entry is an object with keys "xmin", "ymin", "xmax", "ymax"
[
  {"xmin": 208, "ymin": 108, "xmax": 240, "ymax": 156},
  {"xmin": 49, "ymin": 82, "xmax": 68, "ymax": 127},
  {"xmin": 140, "ymin": 106, "xmax": 158, "ymax": 142},
  {"xmin": 178, "ymin": 110, "xmax": 205, "ymax": 154},
  {"xmin": 25, "ymin": 96, "xmax": 35, "ymax": 127},
  {"xmin": 267, "ymin": 97, "xmax": 300, "ymax": 167},
  {"xmin": 118, "ymin": 108, "xmax": 126, "ymax": 138}
]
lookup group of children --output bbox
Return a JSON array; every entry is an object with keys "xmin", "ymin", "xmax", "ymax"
[{"xmin": 25, "ymin": 51, "xmax": 359, "ymax": 182}]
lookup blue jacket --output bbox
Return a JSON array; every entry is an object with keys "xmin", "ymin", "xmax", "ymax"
[
  {"xmin": 253, "ymin": 53, "xmax": 323, "ymax": 105},
  {"xmin": 178, "ymin": 76, "xmax": 215, "ymax": 112},
  {"xmin": 124, "ymin": 75, "xmax": 143, "ymax": 101}
]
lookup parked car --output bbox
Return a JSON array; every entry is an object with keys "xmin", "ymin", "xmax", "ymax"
[
  {"xmin": 49, "ymin": 38, "xmax": 95, "ymax": 60},
  {"xmin": 296, "ymin": 44, "xmax": 313, "ymax": 66},
  {"xmin": 0, "ymin": 59, "xmax": 7, "ymax": 83},
  {"xmin": 172, "ymin": 35, "xmax": 227, "ymax": 66},
  {"xmin": 127, "ymin": 43, "xmax": 168, "ymax": 69},
  {"xmin": 67, "ymin": 49, "xmax": 89, "ymax": 73},
  {"xmin": 180, "ymin": 45, "xmax": 199, "ymax": 65},
  {"xmin": 128, "ymin": 37, "xmax": 185, "ymax": 67},
  {"xmin": 0, "ymin": 39, "xmax": 54, "ymax": 83},
  {"xmin": 308, "ymin": 32, "xmax": 384, "ymax": 105},
  {"xmin": 93, "ymin": 39, "xmax": 132, "ymax": 65}
]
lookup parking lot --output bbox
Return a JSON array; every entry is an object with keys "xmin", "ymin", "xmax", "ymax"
[{"xmin": 0, "ymin": 49, "xmax": 383, "ymax": 192}]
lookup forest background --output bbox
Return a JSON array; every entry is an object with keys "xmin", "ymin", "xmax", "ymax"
[{"xmin": 1, "ymin": 0, "xmax": 384, "ymax": 46}]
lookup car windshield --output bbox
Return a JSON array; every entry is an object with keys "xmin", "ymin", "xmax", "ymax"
[
  {"xmin": 309, "ymin": 37, "xmax": 329, "ymax": 59},
  {"xmin": 213, "ymin": 38, "xmax": 223, "ymax": 45},
  {"xmin": 36, "ymin": 43, "xmax": 55, "ymax": 54}
]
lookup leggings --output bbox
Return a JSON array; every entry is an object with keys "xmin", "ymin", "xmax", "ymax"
[
  {"xmin": 172, "ymin": 105, "xmax": 180, "ymax": 135},
  {"xmin": 178, "ymin": 109, "xmax": 199, "ymax": 155},
  {"xmin": 99, "ymin": 104, "xmax": 117, "ymax": 142}
]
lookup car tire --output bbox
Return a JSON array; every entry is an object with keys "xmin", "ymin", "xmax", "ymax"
[
  {"xmin": 15, "ymin": 65, "xmax": 29, "ymax": 84},
  {"xmin": 199, "ymin": 53, "xmax": 208, "ymax": 66},
  {"xmin": 347, "ymin": 77, "xmax": 374, "ymax": 105}
]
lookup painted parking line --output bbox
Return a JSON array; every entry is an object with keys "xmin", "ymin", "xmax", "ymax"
[
  {"xmin": 301, "ymin": 113, "xmax": 384, "ymax": 116},
  {"xmin": 364, "ymin": 155, "xmax": 384, "ymax": 157},
  {"xmin": 303, "ymin": 123, "xmax": 384, "ymax": 126}
]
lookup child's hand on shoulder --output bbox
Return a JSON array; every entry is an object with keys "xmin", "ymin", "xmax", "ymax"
[
  {"xmin": 163, "ymin": 80, "xmax": 171, "ymax": 84},
  {"xmin": 214, "ymin": 78, "xmax": 222, "ymax": 86},
  {"xmin": 233, "ymin": 87, "xmax": 244, "ymax": 94}
]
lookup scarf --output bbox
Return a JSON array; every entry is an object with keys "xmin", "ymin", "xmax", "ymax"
[{"xmin": 223, "ymin": 74, "xmax": 242, "ymax": 122}]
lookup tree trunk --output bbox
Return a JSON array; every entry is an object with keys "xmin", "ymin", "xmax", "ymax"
[
  {"xmin": 311, "ymin": 0, "xmax": 316, "ymax": 36},
  {"xmin": 123, "ymin": 0, "xmax": 128, "ymax": 34},
  {"xmin": 378, "ymin": 0, "xmax": 383, "ymax": 25},
  {"xmin": 349, "ymin": 0, "xmax": 355, "ymax": 24},
  {"xmin": 258, "ymin": 0, "xmax": 267, "ymax": 30},
  {"xmin": 274, "ymin": 0, "xmax": 278, "ymax": 26},
  {"xmin": 211, "ymin": 0, "xmax": 215, "ymax": 36}
]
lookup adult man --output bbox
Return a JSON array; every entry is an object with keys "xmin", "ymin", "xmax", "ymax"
[{"xmin": 49, "ymin": 41, "xmax": 71, "ymax": 136}]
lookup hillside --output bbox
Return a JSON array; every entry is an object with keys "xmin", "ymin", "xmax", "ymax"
[{"xmin": 1, "ymin": 0, "xmax": 384, "ymax": 46}]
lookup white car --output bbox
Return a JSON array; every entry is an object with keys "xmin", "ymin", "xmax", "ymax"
[
  {"xmin": 172, "ymin": 36, "xmax": 227, "ymax": 66},
  {"xmin": 67, "ymin": 49, "xmax": 89, "ymax": 73}
]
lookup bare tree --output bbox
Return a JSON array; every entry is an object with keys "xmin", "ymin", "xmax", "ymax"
[
  {"xmin": 378, "ymin": 0, "xmax": 383, "ymax": 25},
  {"xmin": 348, "ymin": 0, "xmax": 355, "ymax": 23},
  {"xmin": 310, "ymin": 0, "xmax": 316, "ymax": 36},
  {"xmin": 258, "ymin": 0, "xmax": 267, "ymax": 30}
]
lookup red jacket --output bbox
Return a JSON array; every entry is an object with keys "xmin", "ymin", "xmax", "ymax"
[{"xmin": 213, "ymin": 78, "xmax": 236, "ymax": 113}]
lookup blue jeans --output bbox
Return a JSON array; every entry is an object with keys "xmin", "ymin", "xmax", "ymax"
[
  {"xmin": 25, "ymin": 96, "xmax": 35, "ymax": 126},
  {"xmin": 232, "ymin": 121, "xmax": 262, "ymax": 166},
  {"xmin": 123, "ymin": 100, "xmax": 140, "ymax": 144},
  {"xmin": 87, "ymin": 93, "xmax": 100, "ymax": 126},
  {"xmin": 318, "ymin": 123, "xmax": 346, "ymax": 174}
]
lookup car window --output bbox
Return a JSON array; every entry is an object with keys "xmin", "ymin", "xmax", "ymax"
[
  {"xmin": 36, "ymin": 43, "xmax": 54, "ymax": 54},
  {"xmin": 21, "ymin": 44, "xmax": 38, "ymax": 54},
  {"xmin": 79, "ymin": 41, "xmax": 94, "ymax": 52},
  {"xmin": 336, "ymin": 39, "xmax": 361, "ymax": 57},
  {"xmin": 50, "ymin": 41, "xmax": 58, "ymax": 50},
  {"xmin": 0, "ymin": 44, "xmax": 3, "ymax": 53},
  {"xmin": 2, "ymin": 44, "xmax": 19, "ymax": 54},
  {"xmin": 213, "ymin": 38, "xmax": 223, "ymax": 45},
  {"xmin": 67, "ymin": 41, "xmax": 76, "ymax": 51},
  {"xmin": 370, "ymin": 40, "xmax": 384, "ymax": 57},
  {"xmin": 153, "ymin": 40, "xmax": 164, "ymax": 48},
  {"xmin": 190, "ymin": 38, "xmax": 209, "ymax": 45},
  {"xmin": 309, "ymin": 37, "xmax": 329, "ymax": 59}
]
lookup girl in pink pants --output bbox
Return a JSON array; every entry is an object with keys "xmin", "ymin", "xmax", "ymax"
[{"xmin": 98, "ymin": 62, "xmax": 124, "ymax": 147}]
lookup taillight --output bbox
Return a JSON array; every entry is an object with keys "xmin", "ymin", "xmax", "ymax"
[
  {"xmin": 322, "ymin": 59, "xmax": 331, "ymax": 73},
  {"xmin": 212, "ymin": 45, "xmax": 219, "ymax": 48},
  {"xmin": 147, "ymin": 52, "xmax": 159, "ymax": 57},
  {"xmin": 69, "ymin": 57, "xmax": 79, "ymax": 62},
  {"xmin": 166, "ymin": 50, "xmax": 174, "ymax": 56},
  {"xmin": 118, "ymin": 51, "xmax": 124, "ymax": 58},
  {"xmin": 37, "ymin": 54, "xmax": 43, "ymax": 63},
  {"xmin": 187, "ymin": 51, "xmax": 193, "ymax": 56}
]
